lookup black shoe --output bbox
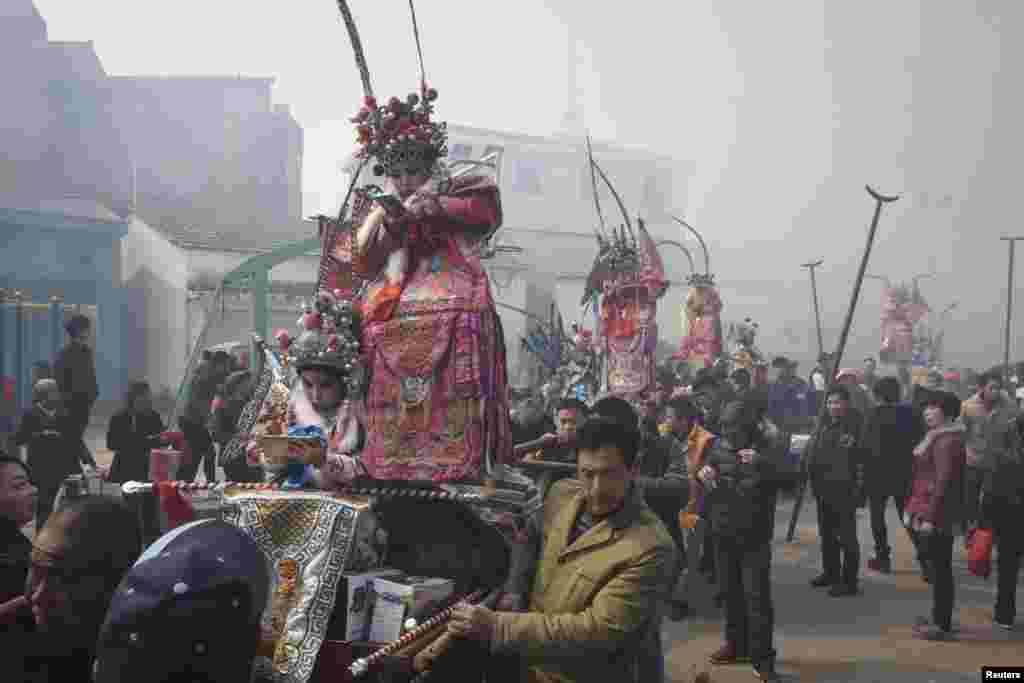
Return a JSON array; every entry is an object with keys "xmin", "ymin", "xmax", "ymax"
[
  {"xmin": 828, "ymin": 583, "xmax": 858, "ymax": 597},
  {"xmin": 752, "ymin": 659, "xmax": 780, "ymax": 681},
  {"xmin": 809, "ymin": 574, "xmax": 836, "ymax": 588}
]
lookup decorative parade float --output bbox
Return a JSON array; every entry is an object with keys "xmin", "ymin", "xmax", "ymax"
[
  {"xmin": 580, "ymin": 144, "xmax": 669, "ymax": 401},
  {"xmin": 670, "ymin": 219, "xmax": 723, "ymax": 372},
  {"xmin": 125, "ymin": 4, "xmax": 540, "ymax": 682}
]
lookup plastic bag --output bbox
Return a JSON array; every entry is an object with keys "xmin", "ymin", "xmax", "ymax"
[{"xmin": 967, "ymin": 527, "xmax": 993, "ymax": 579}]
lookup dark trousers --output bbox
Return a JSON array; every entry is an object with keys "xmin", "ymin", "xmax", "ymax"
[
  {"xmin": 65, "ymin": 403, "xmax": 96, "ymax": 466},
  {"xmin": 716, "ymin": 538, "xmax": 775, "ymax": 668},
  {"xmin": 992, "ymin": 500, "xmax": 1024, "ymax": 624},
  {"xmin": 963, "ymin": 466, "xmax": 984, "ymax": 533},
  {"xmin": 816, "ymin": 497, "xmax": 860, "ymax": 585},
  {"xmin": 919, "ymin": 532, "xmax": 954, "ymax": 631},
  {"xmin": 869, "ymin": 493, "xmax": 907, "ymax": 558},
  {"xmin": 178, "ymin": 419, "xmax": 217, "ymax": 482}
]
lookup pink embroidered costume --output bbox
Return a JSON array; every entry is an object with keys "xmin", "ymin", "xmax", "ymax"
[
  {"xmin": 327, "ymin": 83, "xmax": 512, "ymax": 483},
  {"xmin": 581, "ymin": 149, "xmax": 668, "ymax": 401},
  {"xmin": 671, "ymin": 219, "xmax": 723, "ymax": 371}
]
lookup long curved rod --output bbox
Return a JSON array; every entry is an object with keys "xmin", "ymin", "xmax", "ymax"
[
  {"xmin": 408, "ymin": 0, "xmax": 427, "ymax": 88},
  {"xmin": 336, "ymin": 1, "xmax": 374, "ymax": 99},
  {"xmin": 585, "ymin": 135, "xmax": 609, "ymax": 241},
  {"xmin": 654, "ymin": 240, "xmax": 695, "ymax": 274},
  {"xmin": 590, "ymin": 158, "xmax": 633, "ymax": 234},
  {"xmin": 669, "ymin": 215, "xmax": 710, "ymax": 274}
]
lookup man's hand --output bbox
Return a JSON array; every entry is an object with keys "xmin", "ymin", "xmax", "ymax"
[
  {"xmin": 522, "ymin": 450, "xmax": 543, "ymax": 462},
  {"xmin": 448, "ymin": 603, "xmax": 496, "ymax": 643},
  {"xmin": 698, "ymin": 465, "xmax": 718, "ymax": 491},
  {"xmin": 738, "ymin": 448, "xmax": 758, "ymax": 465}
]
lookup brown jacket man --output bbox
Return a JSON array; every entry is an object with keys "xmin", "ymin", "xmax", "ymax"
[
  {"xmin": 447, "ymin": 417, "xmax": 677, "ymax": 683},
  {"xmin": 493, "ymin": 478, "xmax": 675, "ymax": 682}
]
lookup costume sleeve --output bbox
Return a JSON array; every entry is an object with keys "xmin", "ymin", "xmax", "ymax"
[
  {"xmin": 491, "ymin": 545, "xmax": 675, "ymax": 658},
  {"xmin": 438, "ymin": 190, "xmax": 500, "ymax": 234}
]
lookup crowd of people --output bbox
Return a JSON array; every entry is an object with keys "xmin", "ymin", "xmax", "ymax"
[{"xmin": 2, "ymin": 306, "xmax": 1023, "ymax": 682}]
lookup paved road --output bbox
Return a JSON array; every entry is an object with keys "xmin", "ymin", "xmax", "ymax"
[{"xmin": 665, "ymin": 497, "xmax": 1022, "ymax": 682}]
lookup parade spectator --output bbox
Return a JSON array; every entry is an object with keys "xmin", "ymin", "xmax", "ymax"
[
  {"xmin": 835, "ymin": 368, "xmax": 874, "ymax": 422},
  {"xmin": 522, "ymin": 397, "xmax": 587, "ymax": 463},
  {"xmin": 178, "ymin": 351, "xmax": 232, "ymax": 483},
  {"xmin": 13, "ymin": 379, "xmax": 84, "ymax": 532},
  {"xmin": 690, "ymin": 371, "xmax": 729, "ymax": 582},
  {"xmin": 25, "ymin": 496, "xmax": 141, "ymax": 681},
  {"xmin": 53, "ymin": 315, "xmax": 99, "ymax": 467},
  {"xmin": 0, "ymin": 454, "xmax": 35, "ymax": 604},
  {"xmin": 700, "ymin": 400, "xmax": 788, "ymax": 681},
  {"xmin": 767, "ymin": 357, "xmax": 812, "ymax": 434},
  {"xmin": 447, "ymin": 416, "xmax": 677, "ymax": 683},
  {"xmin": 510, "ymin": 395, "xmax": 553, "ymax": 447},
  {"xmin": 862, "ymin": 357, "xmax": 878, "ymax": 393},
  {"xmin": 864, "ymin": 377, "xmax": 923, "ymax": 574},
  {"xmin": 106, "ymin": 381, "xmax": 164, "ymax": 484},
  {"xmin": 807, "ymin": 385, "xmax": 866, "ymax": 597},
  {"xmin": 809, "ymin": 355, "xmax": 829, "ymax": 392},
  {"xmin": 984, "ymin": 408, "xmax": 1024, "ymax": 629},
  {"xmin": 93, "ymin": 519, "xmax": 271, "ymax": 683},
  {"xmin": 905, "ymin": 389, "xmax": 966, "ymax": 640},
  {"xmin": 520, "ymin": 398, "xmax": 587, "ymax": 499},
  {"xmin": 664, "ymin": 396, "xmax": 718, "ymax": 617},
  {"xmin": 0, "ymin": 455, "xmax": 38, "ymax": 683},
  {"xmin": 211, "ymin": 368, "xmax": 262, "ymax": 483},
  {"xmin": 960, "ymin": 371, "xmax": 1018, "ymax": 537}
]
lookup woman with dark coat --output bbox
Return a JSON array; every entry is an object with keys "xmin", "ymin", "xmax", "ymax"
[
  {"xmin": 106, "ymin": 381, "xmax": 164, "ymax": 484},
  {"xmin": 904, "ymin": 389, "xmax": 966, "ymax": 641}
]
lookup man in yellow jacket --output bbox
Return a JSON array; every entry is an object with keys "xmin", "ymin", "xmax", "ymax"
[{"xmin": 448, "ymin": 416, "xmax": 678, "ymax": 683}]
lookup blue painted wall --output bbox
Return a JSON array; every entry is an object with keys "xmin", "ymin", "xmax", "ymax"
[{"xmin": 0, "ymin": 208, "xmax": 128, "ymax": 409}]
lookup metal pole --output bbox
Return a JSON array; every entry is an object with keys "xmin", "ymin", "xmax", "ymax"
[
  {"xmin": 1000, "ymin": 238, "xmax": 1024, "ymax": 383},
  {"xmin": 787, "ymin": 186, "xmax": 899, "ymax": 543},
  {"xmin": 802, "ymin": 260, "xmax": 825, "ymax": 359}
]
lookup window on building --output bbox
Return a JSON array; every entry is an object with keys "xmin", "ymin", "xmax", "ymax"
[
  {"xmin": 511, "ymin": 158, "xmax": 544, "ymax": 196},
  {"xmin": 448, "ymin": 143, "xmax": 473, "ymax": 161}
]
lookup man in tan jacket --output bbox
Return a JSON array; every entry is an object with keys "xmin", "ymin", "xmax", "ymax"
[{"xmin": 448, "ymin": 416, "xmax": 678, "ymax": 683}]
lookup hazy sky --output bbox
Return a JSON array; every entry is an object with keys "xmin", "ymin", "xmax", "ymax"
[{"xmin": 34, "ymin": 0, "xmax": 1024, "ymax": 370}]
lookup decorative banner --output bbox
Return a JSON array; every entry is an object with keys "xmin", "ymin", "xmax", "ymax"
[{"xmin": 221, "ymin": 490, "xmax": 365, "ymax": 683}]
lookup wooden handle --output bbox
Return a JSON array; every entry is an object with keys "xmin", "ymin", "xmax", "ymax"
[{"xmin": 391, "ymin": 623, "xmax": 446, "ymax": 658}]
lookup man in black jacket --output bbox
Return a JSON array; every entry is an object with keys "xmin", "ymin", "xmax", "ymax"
[
  {"xmin": 53, "ymin": 315, "xmax": 98, "ymax": 467},
  {"xmin": 807, "ymin": 385, "xmax": 866, "ymax": 597},
  {"xmin": 700, "ymin": 400, "xmax": 787, "ymax": 682},
  {"xmin": 864, "ymin": 377, "xmax": 922, "ymax": 574}
]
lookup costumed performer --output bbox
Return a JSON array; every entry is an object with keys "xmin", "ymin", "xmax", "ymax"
[
  {"xmin": 247, "ymin": 291, "xmax": 365, "ymax": 489},
  {"xmin": 344, "ymin": 82, "xmax": 512, "ymax": 482}
]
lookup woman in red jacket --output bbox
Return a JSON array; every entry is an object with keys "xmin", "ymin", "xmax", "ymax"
[{"xmin": 904, "ymin": 389, "xmax": 966, "ymax": 640}]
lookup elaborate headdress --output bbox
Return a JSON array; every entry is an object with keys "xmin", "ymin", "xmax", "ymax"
[
  {"xmin": 275, "ymin": 289, "xmax": 362, "ymax": 393},
  {"xmin": 339, "ymin": 1, "xmax": 446, "ymax": 179},
  {"xmin": 581, "ymin": 137, "xmax": 667, "ymax": 307},
  {"xmin": 351, "ymin": 88, "xmax": 447, "ymax": 177}
]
